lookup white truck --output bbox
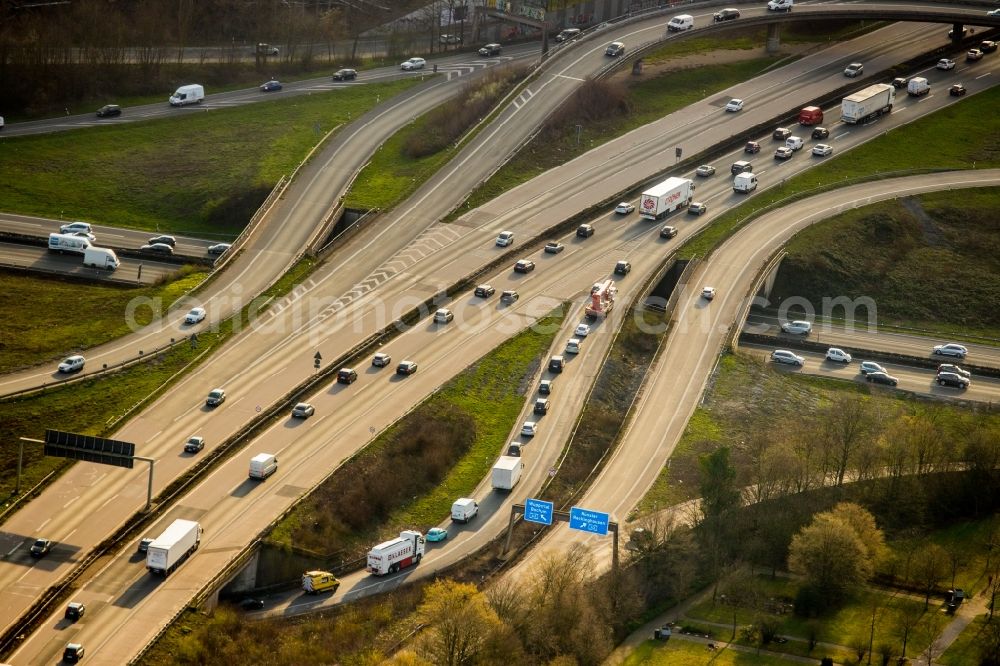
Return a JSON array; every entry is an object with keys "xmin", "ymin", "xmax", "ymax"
[
  {"xmin": 733, "ymin": 172, "xmax": 758, "ymax": 193},
  {"xmin": 451, "ymin": 497, "xmax": 479, "ymax": 523},
  {"xmin": 248, "ymin": 453, "xmax": 278, "ymax": 480},
  {"xmin": 48, "ymin": 233, "xmax": 90, "ymax": 255},
  {"xmin": 83, "ymin": 247, "xmax": 119, "ymax": 270},
  {"xmin": 841, "ymin": 84, "xmax": 894, "ymax": 124},
  {"xmin": 367, "ymin": 530, "xmax": 425, "ymax": 576},
  {"xmin": 169, "ymin": 84, "xmax": 205, "ymax": 106},
  {"xmin": 639, "ymin": 177, "xmax": 694, "ymax": 220},
  {"xmin": 146, "ymin": 519, "xmax": 202, "ymax": 576},
  {"xmin": 907, "ymin": 77, "xmax": 930, "ymax": 97},
  {"xmin": 491, "ymin": 456, "xmax": 524, "ymax": 491}
]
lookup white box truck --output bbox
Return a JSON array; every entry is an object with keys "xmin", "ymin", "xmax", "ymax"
[
  {"xmin": 841, "ymin": 84, "xmax": 894, "ymax": 124},
  {"xmin": 169, "ymin": 84, "xmax": 205, "ymax": 106},
  {"xmin": 367, "ymin": 530, "xmax": 425, "ymax": 576},
  {"xmin": 146, "ymin": 519, "xmax": 202, "ymax": 576},
  {"xmin": 639, "ymin": 177, "xmax": 694, "ymax": 220},
  {"xmin": 48, "ymin": 233, "xmax": 91, "ymax": 255},
  {"xmin": 907, "ymin": 77, "xmax": 930, "ymax": 97},
  {"xmin": 492, "ymin": 456, "xmax": 523, "ymax": 491},
  {"xmin": 83, "ymin": 247, "xmax": 119, "ymax": 270},
  {"xmin": 249, "ymin": 453, "xmax": 278, "ymax": 480},
  {"xmin": 733, "ymin": 172, "xmax": 758, "ymax": 193},
  {"xmin": 451, "ymin": 498, "xmax": 479, "ymax": 523}
]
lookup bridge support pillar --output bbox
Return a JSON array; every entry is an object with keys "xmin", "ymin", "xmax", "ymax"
[
  {"xmin": 951, "ymin": 22, "xmax": 965, "ymax": 42},
  {"xmin": 766, "ymin": 23, "xmax": 781, "ymax": 54}
]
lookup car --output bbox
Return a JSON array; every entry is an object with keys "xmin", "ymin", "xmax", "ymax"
[
  {"xmin": 575, "ymin": 323, "xmax": 591, "ymax": 337},
  {"xmin": 534, "ymin": 398, "xmax": 550, "ymax": 414},
  {"xmin": 772, "ymin": 127, "xmax": 792, "ymax": 141},
  {"xmin": 397, "ymin": 360, "xmax": 419, "ymax": 375},
  {"xmin": 291, "ymin": 403, "xmax": 315, "ymax": 418},
  {"xmin": 785, "ymin": 136, "xmax": 804, "ymax": 151},
  {"xmin": 514, "ymin": 259, "xmax": 535, "ymax": 273},
  {"xmin": 714, "ymin": 7, "xmax": 741, "ymax": 21},
  {"xmin": 548, "ymin": 355, "xmax": 564, "ymax": 373},
  {"xmin": 701, "ymin": 287, "xmax": 716, "ymax": 300},
  {"xmin": 688, "ymin": 202, "xmax": 708, "ymax": 215},
  {"xmin": 500, "ymin": 290, "xmax": 519, "ymax": 304},
  {"xmin": 337, "ymin": 367, "xmax": 358, "ymax": 384},
  {"xmin": 400, "ymin": 57, "xmax": 426, "ymax": 71},
  {"xmin": 981, "ymin": 40, "xmax": 998, "ymax": 54},
  {"xmin": 433, "ymin": 308, "xmax": 454, "ymax": 324},
  {"xmin": 544, "ymin": 241, "xmax": 565, "ymax": 254},
  {"xmin": 426, "ymin": 527, "xmax": 448, "ymax": 542},
  {"xmin": 867, "ymin": 371, "xmax": 898, "ymax": 387},
  {"xmin": 937, "ymin": 363, "xmax": 970, "ymax": 378},
  {"xmin": 185, "ymin": 307, "xmax": 206, "ymax": 324},
  {"xmin": 58, "ymin": 355, "xmax": 86, "ymax": 373},
  {"xmin": 774, "ymin": 146, "xmax": 793, "ymax": 160},
  {"xmin": 660, "ymin": 225, "xmax": 678, "ymax": 238},
  {"xmin": 495, "ymin": 230, "xmax": 514, "ymax": 246},
  {"xmin": 811, "ymin": 126, "xmax": 830, "ymax": 140},
  {"xmin": 843, "ymin": 62, "xmax": 864, "ymax": 77},
  {"xmin": 812, "ymin": 144, "xmax": 834, "ymax": 157},
  {"xmin": 184, "ymin": 436, "xmax": 205, "ymax": 453},
  {"xmin": 967, "ymin": 49, "xmax": 983, "ymax": 62},
  {"xmin": 606, "ymin": 41, "xmax": 625, "ymax": 57},
  {"xmin": 70, "ymin": 230, "xmax": 97, "ymax": 241},
  {"xmin": 825, "ymin": 347, "xmax": 852, "ymax": 363},
  {"xmin": 890, "ymin": 77, "xmax": 908, "ymax": 89},
  {"xmin": 96, "ymin": 104, "xmax": 121, "ymax": 118},
  {"xmin": 478, "ymin": 43, "xmax": 502, "ymax": 57},
  {"xmin": 695, "ymin": 164, "xmax": 716, "ymax": 177},
  {"xmin": 781, "ymin": 319, "xmax": 812, "ymax": 335},
  {"xmin": 771, "ymin": 349, "xmax": 804, "ymax": 366},
  {"xmin": 614, "ymin": 260, "xmax": 631, "ymax": 275},
  {"xmin": 260, "ymin": 79, "xmax": 282, "ymax": 92},
  {"xmin": 372, "ymin": 352, "xmax": 392, "ymax": 367},
  {"xmin": 207, "ymin": 242, "xmax": 231, "ymax": 255},
  {"xmin": 506, "ymin": 442, "xmax": 523, "ymax": 457},
  {"xmin": 474, "ymin": 284, "xmax": 496, "ymax": 298},
  {"xmin": 60, "ymin": 221, "xmax": 92, "ymax": 235},
  {"xmin": 936, "ymin": 58, "xmax": 956, "ymax": 71},
  {"xmin": 148, "ymin": 234, "xmax": 176, "ymax": 247},
  {"xmin": 539, "ymin": 379, "xmax": 553, "ymax": 394},
  {"xmin": 521, "ymin": 421, "xmax": 538, "ymax": 437},
  {"xmin": 30, "ymin": 538, "xmax": 52, "ymax": 558},
  {"xmin": 332, "ymin": 68, "xmax": 358, "ymax": 81},
  {"xmin": 140, "ymin": 242, "xmax": 174, "ymax": 255},
  {"xmin": 937, "ymin": 371, "xmax": 970, "ymax": 389},
  {"xmin": 614, "ymin": 202, "xmax": 635, "ymax": 215},
  {"xmin": 63, "ymin": 643, "xmax": 85, "ymax": 663},
  {"xmin": 989, "ymin": 9, "xmax": 1000, "ymax": 17},
  {"xmin": 206, "ymin": 388, "xmax": 226, "ymax": 406},
  {"xmin": 950, "ymin": 84, "xmax": 967, "ymax": 97},
  {"xmin": 933, "ymin": 343, "xmax": 968, "ymax": 358},
  {"xmin": 576, "ymin": 223, "xmax": 594, "ymax": 238},
  {"xmin": 859, "ymin": 361, "xmax": 886, "ymax": 376},
  {"xmin": 566, "ymin": 338, "xmax": 581, "ymax": 354},
  {"xmin": 65, "ymin": 602, "xmax": 86, "ymax": 621},
  {"xmin": 439, "ymin": 34, "xmax": 461, "ymax": 44},
  {"xmin": 725, "ymin": 98, "xmax": 744, "ymax": 112},
  {"xmin": 138, "ymin": 537, "xmax": 154, "ymax": 553},
  {"xmin": 555, "ymin": 28, "xmax": 581, "ymax": 42},
  {"xmin": 745, "ymin": 141, "xmax": 761, "ymax": 154},
  {"xmin": 240, "ymin": 598, "xmax": 265, "ymax": 610}
]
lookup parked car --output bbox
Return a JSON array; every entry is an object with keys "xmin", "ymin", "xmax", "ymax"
[
  {"xmin": 544, "ymin": 241, "xmax": 565, "ymax": 254},
  {"xmin": 397, "ymin": 360, "xmax": 419, "ymax": 375},
  {"xmin": 812, "ymin": 144, "xmax": 834, "ymax": 156},
  {"xmin": 772, "ymin": 127, "xmax": 792, "ymax": 141},
  {"xmin": 140, "ymin": 242, "xmax": 174, "ymax": 255},
  {"xmin": 495, "ymin": 230, "xmax": 514, "ymax": 247},
  {"xmin": 96, "ymin": 104, "xmax": 122, "ymax": 118},
  {"xmin": 811, "ymin": 126, "xmax": 830, "ymax": 139},
  {"xmin": 725, "ymin": 98, "xmax": 744, "ymax": 112},
  {"xmin": 434, "ymin": 308, "xmax": 454, "ymax": 324},
  {"xmin": 660, "ymin": 225, "xmax": 678, "ymax": 238},
  {"xmin": 867, "ymin": 371, "xmax": 899, "ymax": 386},
  {"xmin": 695, "ymin": 164, "xmax": 716, "ymax": 177},
  {"xmin": 950, "ymin": 84, "xmax": 967, "ymax": 97},
  {"xmin": 936, "ymin": 371, "xmax": 970, "ymax": 388},
  {"xmin": 936, "ymin": 58, "xmax": 956, "ymax": 70},
  {"xmin": 933, "ymin": 343, "xmax": 968, "ymax": 358},
  {"xmin": 30, "ymin": 538, "xmax": 52, "ymax": 558},
  {"xmin": 149, "ymin": 234, "xmax": 177, "ymax": 246},
  {"xmin": 332, "ymin": 68, "xmax": 358, "ymax": 81},
  {"xmin": 474, "ymin": 284, "xmax": 496, "ymax": 298},
  {"xmin": 859, "ymin": 361, "xmax": 886, "ymax": 376},
  {"xmin": 825, "ymin": 347, "xmax": 852, "ymax": 363},
  {"xmin": 478, "ymin": 43, "xmax": 502, "ymax": 57},
  {"xmin": 688, "ymin": 202, "xmax": 708, "ymax": 215},
  {"xmin": 576, "ymin": 223, "xmax": 595, "ymax": 238},
  {"xmin": 400, "ymin": 57, "xmax": 427, "ymax": 71},
  {"xmin": 713, "ymin": 7, "xmax": 741, "ymax": 21},
  {"xmin": 843, "ymin": 62, "xmax": 864, "ymax": 77},
  {"xmin": 205, "ymin": 388, "xmax": 226, "ymax": 406},
  {"xmin": 207, "ymin": 243, "xmax": 231, "ymax": 255},
  {"xmin": 701, "ymin": 287, "xmax": 716, "ymax": 300},
  {"xmin": 514, "ymin": 259, "xmax": 535, "ymax": 273},
  {"xmin": 291, "ymin": 403, "xmax": 315, "ymax": 418},
  {"xmin": 372, "ymin": 352, "xmax": 392, "ymax": 367},
  {"xmin": 500, "ymin": 290, "xmax": 519, "ymax": 303},
  {"xmin": 614, "ymin": 260, "xmax": 631, "ymax": 275},
  {"xmin": 614, "ymin": 202, "xmax": 635, "ymax": 214},
  {"xmin": 781, "ymin": 320, "xmax": 812, "ymax": 335},
  {"xmin": 426, "ymin": 527, "xmax": 448, "ymax": 542},
  {"xmin": 771, "ymin": 349, "xmax": 804, "ymax": 366},
  {"xmin": 184, "ymin": 436, "xmax": 205, "ymax": 453},
  {"xmin": 58, "ymin": 355, "xmax": 86, "ymax": 373},
  {"xmin": 260, "ymin": 79, "xmax": 282, "ymax": 92}
]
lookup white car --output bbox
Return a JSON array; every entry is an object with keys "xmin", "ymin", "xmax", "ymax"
[
  {"xmin": 989, "ymin": 8, "xmax": 1000, "ymax": 16},
  {"xmin": 843, "ymin": 62, "xmax": 864, "ymax": 78},
  {"xmin": 575, "ymin": 323, "xmax": 591, "ymax": 337},
  {"xmin": 372, "ymin": 352, "xmax": 392, "ymax": 367},
  {"xmin": 60, "ymin": 221, "xmax": 92, "ymax": 235},
  {"xmin": 400, "ymin": 57, "xmax": 426, "ymax": 71},
  {"xmin": 521, "ymin": 421, "xmax": 538, "ymax": 437},
  {"xmin": 825, "ymin": 347, "xmax": 852, "ymax": 363},
  {"xmin": 70, "ymin": 231, "xmax": 97, "ymax": 241},
  {"xmin": 614, "ymin": 202, "xmax": 635, "ymax": 215},
  {"xmin": 932, "ymin": 343, "xmax": 968, "ymax": 358},
  {"xmin": 434, "ymin": 308, "xmax": 454, "ymax": 324},
  {"xmin": 702, "ymin": 287, "xmax": 716, "ymax": 300},
  {"xmin": 185, "ymin": 307, "xmax": 206, "ymax": 324},
  {"xmin": 771, "ymin": 350, "xmax": 804, "ymax": 366},
  {"xmin": 781, "ymin": 320, "xmax": 813, "ymax": 335},
  {"xmin": 695, "ymin": 165, "xmax": 716, "ymax": 177},
  {"xmin": 725, "ymin": 98, "xmax": 744, "ymax": 112},
  {"xmin": 495, "ymin": 230, "xmax": 514, "ymax": 246},
  {"xmin": 812, "ymin": 144, "xmax": 833, "ymax": 157},
  {"xmin": 57, "ymin": 355, "xmax": 85, "ymax": 373},
  {"xmin": 936, "ymin": 58, "xmax": 956, "ymax": 71},
  {"xmin": 566, "ymin": 338, "xmax": 581, "ymax": 354},
  {"xmin": 291, "ymin": 403, "xmax": 315, "ymax": 418}
]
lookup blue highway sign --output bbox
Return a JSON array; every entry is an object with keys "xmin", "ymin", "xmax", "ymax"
[
  {"xmin": 569, "ymin": 506, "xmax": 610, "ymax": 536},
  {"xmin": 524, "ymin": 498, "xmax": 554, "ymax": 526}
]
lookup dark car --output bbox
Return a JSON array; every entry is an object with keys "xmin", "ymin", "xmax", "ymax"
[
  {"xmin": 950, "ymin": 84, "xmax": 967, "ymax": 97},
  {"xmin": 745, "ymin": 141, "xmax": 761, "ymax": 154},
  {"xmin": 576, "ymin": 223, "xmax": 595, "ymax": 238},
  {"xmin": 396, "ymin": 360, "xmax": 418, "ymax": 375},
  {"xmin": 260, "ymin": 79, "xmax": 282, "ymax": 92},
  {"xmin": 207, "ymin": 242, "xmax": 232, "ymax": 255},
  {"xmin": 65, "ymin": 602, "xmax": 86, "ymax": 621},
  {"xmin": 184, "ymin": 436, "xmax": 205, "ymax": 453},
  {"xmin": 811, "ymin": 126, "xmax": 830, "ymax": 140},
  {"xmin": 138, "ymin": 537, "xmax": 154, "ymax": 553},
  {"xmin": 240, "ymin": 598, "xmax": 265, "ymax": 610},
  {"xmin": 660, "ymin": 225, "xmax": 678, "ymax": 239},
  {"xmin": 539, "ymin": 379, "xmax": 552, "ymax": 394},
  {"xmin": 337, "ymin": 367, "xmax": 358, "ymax": 384},
  {"xmin": 936, "ymin": 371, "xmax": 970, "ymax": 388},
  {"xmin": 500, "ymin": 290, "xmax": 519, "ymax": 303},
  {"xmin": 866, "ymin": 371, "xmax": 898, "ymax": 387},
  {"xmin": 63, "ymin": 643, "xmax": 85, "ymax": 663},
  {"xmin": 731, "ymin": 160, "xmax": 753, "ymax": 174},
  {"xmin": 772, "ymin": 127, "xmax": 792, "ymax": 141},
  {"xmin": 474, "ymin": 284, "xmax": 495, "ymax": 298},
  {"xmin": 30, "ymin": 538, "xmax": 52, "ymax": 558},
  {"xmin": 514, "ymin": 259, "xmax": 535, "ymax": 273},
  {"xmin": 148, "ymin": 235, "xmax": 176, "ymax": 247},
  {"xmin": 544, "ymin": 241, "xmax": 565, "ymax": 254},
  {"xmin": 96, "ymin": 104, "xmax": 122, "ymax": 118},
  {"xmin": 332, "ymin": 68, "xmax": 358, "ymax": 81},
  {"xmin": 548, "ymin": 356, "xmax": 564, "ymax": 373},
  {"xmin": 614, "ymin": 260, "xmax": 631, "ymax": 275},
  {"xmin": 980, "ymin": 40, "xmax": 998, "ymax": 54},
  {"xmin": 140, "ymin": 242, "xmax": 174, "ymax": 255},
  {"xmin": 478, "ymin": 43, "xmax": 502, "ymax": 57},
  {"xmin": 713, "ymin": 7, "xmax": 741, "ymax": 21},
  {"xmin": 890, "ymin": 77, "xmax": 908, "ymax": 89}
]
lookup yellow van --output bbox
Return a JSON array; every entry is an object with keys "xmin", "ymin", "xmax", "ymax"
[{"xmin": 302, "ymin": 571, "xmax": 340, "ymax": 594}]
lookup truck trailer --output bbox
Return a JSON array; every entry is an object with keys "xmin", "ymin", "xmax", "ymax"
[
  {"xmin": 146, "ymin": 519, "xmax": 202, "ymax": 575},
  {"xmin": 491, "ymin": 456, "xmax": 524, "ymax": 491},
  {"xmin": 639, "ymin": 177, "xmax": 694, "ymax": 220},
  {"xmin": 48, "ymin": 233, "xmax": 91, "ymax": 255},
  {"xmin": 367, "ymin": 530, "xmax": 425, "ymax": 576},
  {"xmin": 841, "ymin": 84, "xmax": 894, "ymax": 124},
  {"xmin": 585, "ymin": 279, "xmax": 617, "ymax": 318},
  {"xmin": 83, "ymin": 247, "xmax": 119, "ymax": 270}
]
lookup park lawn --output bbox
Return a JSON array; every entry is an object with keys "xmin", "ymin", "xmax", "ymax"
[
  {"xmin": 623, "ymin": 637, "xmax": 805, "ymax": 665},
  {"xmin": 0, "ymin": 78, "xmax": 422, "ymax": 236},
  {"xmin": 939, "ymin": 614, "xmax": 993, "ymax": 666}
]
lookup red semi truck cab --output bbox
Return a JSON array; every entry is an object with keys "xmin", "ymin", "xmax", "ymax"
[{"xmin": 798, "ymin": 106, "xmax": 823, "ymax": 125}]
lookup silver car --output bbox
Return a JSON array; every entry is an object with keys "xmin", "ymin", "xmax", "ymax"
[{"xmin": 771, "ymin": 349, "xmax": 804, "ymax": 366}]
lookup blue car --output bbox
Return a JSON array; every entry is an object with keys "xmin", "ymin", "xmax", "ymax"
[
  {"xmin": 426, "ymin": 528, "xmax": 448, "ymax": 542},
  {"xmin": 260, "ymin": 80, "xmax": 282, "ymax": 92}
]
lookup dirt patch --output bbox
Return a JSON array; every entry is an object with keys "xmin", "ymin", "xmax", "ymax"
[{"xmin": 609, "ymin": 44, "xmax": 816, "ymax": 84}]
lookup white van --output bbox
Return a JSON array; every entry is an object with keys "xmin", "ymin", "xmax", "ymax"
[
  {"xmin": 733, "ymin": 172, "xmax": 758, "ymax": 193},
  {"xmin": 169, "ymin": 84, "xmax": 205, "ymax": 106},
  {"xmin": 248, "ymin": 453, "xmax": 278, "ymax": 480},
  {"xmin": 785, "ymin": 136, "xmax": 804, "ymax": 151},
  {"xmin": 666, "ymin": 14, "xmax": 694, "ymax": 32},
  {"xmin": 83, "ymin": 247, "xmax": 120, "ymax": 270},
  {"xmin": 907, "ymin": 77, "xmax": 930, "ymax": 97},
  {"xmin": 451, "ymin": 498, "xmax": 479, "ymax": 523}
]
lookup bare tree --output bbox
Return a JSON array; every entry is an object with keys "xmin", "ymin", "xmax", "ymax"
[
  {"xmin": 819, "ymin": 395, "xmax": 875, "ymax": 486},
  {"xmin": 911, "ymin": 543, "xmax": 949, "ymax": 610}
]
